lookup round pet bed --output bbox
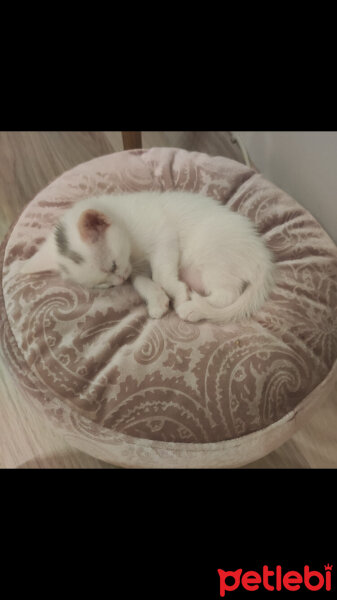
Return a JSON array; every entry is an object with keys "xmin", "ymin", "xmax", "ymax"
[{"xmin": 1, "ymin": 147, "xmax": 337, "ymax": 468}]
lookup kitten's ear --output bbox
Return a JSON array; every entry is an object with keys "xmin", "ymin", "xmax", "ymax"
[
  {"xmin": 78, "ymin": 209, "xmax": 111, "ymax": 243},
  {"xmin": 20, "ymin": 238, "xmax": 59, "ymax": 274}
]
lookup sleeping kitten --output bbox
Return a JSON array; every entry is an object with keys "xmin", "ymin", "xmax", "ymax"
[{"xmin": 21, "ymin": 191, "xmax": 274, "ymax": 323}]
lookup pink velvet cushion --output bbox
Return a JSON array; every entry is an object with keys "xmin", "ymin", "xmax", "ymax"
[{"xmin": 1, "ymin": 148, "xmax": 337, "ymax": 468}]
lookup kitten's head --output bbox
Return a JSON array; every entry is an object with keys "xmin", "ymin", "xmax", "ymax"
[{"xmin": 21, "ymin": 208, "xmax": 132, "ymax": 288}]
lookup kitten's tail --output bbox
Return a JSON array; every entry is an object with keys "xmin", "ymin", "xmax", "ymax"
[{"xmin": 186, "ymin": 261, "xmax": 274, "ymax": 324}]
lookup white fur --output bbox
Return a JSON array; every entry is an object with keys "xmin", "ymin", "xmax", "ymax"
[{"xmin": 21, "ymin": 191, "xmax": 274, "ymax": 323}]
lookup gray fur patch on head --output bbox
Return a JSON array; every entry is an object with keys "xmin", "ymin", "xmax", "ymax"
[{"xmin": 54, "ymin": 223, "xmax": 84, "ymax": 265}]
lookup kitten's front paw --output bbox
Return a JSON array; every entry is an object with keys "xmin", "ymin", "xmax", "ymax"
[
  {"xmin": 147, "ymin": 290, "xmax": 170, "ymax": 319},
  {"xmin": 175, "ymin": 300, "xmax": 203, "ymax": 322},
  {"xmin": 173, "ymin": 282, "xmax": 190, "ymax": 309}
]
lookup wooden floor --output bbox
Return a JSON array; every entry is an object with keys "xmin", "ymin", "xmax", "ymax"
[{"xmin": 0, "ymin": 131, "xmax": 336, "ymax": 468}]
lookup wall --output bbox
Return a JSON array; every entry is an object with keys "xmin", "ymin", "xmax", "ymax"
[{"xmin": 233, "ymin": 132, "xmax": 337, "ymax": 244}]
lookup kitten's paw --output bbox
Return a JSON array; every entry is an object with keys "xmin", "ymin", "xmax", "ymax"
[
  {"xmin": 147, "ymin": 290, "xmax": 170, "ymax": 319},
  {"xmin": 175, "ymin": 300, "xmax": 203, "ymax": 322},
  {"xmin": 173, "ymin": 282, "xmax": 190, "ymax": 309}
]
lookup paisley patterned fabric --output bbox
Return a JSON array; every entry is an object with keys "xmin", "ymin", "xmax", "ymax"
[{"xmin": 1, "ymin": 147, "xmax": 337, "ymax": 468}]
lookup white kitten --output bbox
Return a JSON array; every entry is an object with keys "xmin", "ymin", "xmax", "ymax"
[{"xmin": 21, "ymin": 191, "xmax": 274, "ymax": 323}]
